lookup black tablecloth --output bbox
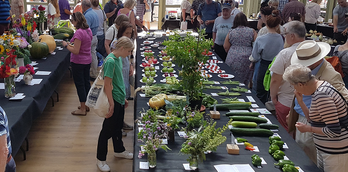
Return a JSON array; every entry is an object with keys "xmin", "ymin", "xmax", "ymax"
[
  {"xmin": 133, "ymin": 35, "xmax": 320, "ymax": 171},
  {"xmin": 317, "ymin": 24, "xmax": 333, "ymax": 38},
  {"xmin": 161, "ymin": 18, "xmax": 181, "ymax": 30},
  {"xmin": 4, "ymin": 48, "xmax": 70, "ymax": 156}
]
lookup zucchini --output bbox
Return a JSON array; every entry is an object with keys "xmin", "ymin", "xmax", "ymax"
[
  {"xmin": 225, "ymin": 111, "xmax": 260, "ymax": 117},
  {"xmin": 230, "ymin": 128, "xmax": 274, "ymax": 137},
  {"xmin": 209, "ymin": 103, "xmax": 251, "ymax": 111},
  {"xmin": 229, "ymin": 116, "xmax": 268, "ymax": 123},
  {"xmin": 231, "ymin": 121, "xmax": 257, "ymax": 128},
  {"xmin": 259, "ymin": 123, "xmax": 279, "ymax": 129},
  {"xmin": 53, "ymin": 33, "xmax": 70, "ymax": 39}
]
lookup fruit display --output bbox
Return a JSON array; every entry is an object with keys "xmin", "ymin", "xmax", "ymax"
[
  {"xmin": 162, "ymin": 56, "xmax": 171, "ymax": 61},
  {"xmin": 51, "ymin": 27, "xmax": 74, "ymax": 37},
  {"xmin": 202, "ymin": 49, "xmax": 213, "ymax": 56},
  {"xmin": 165, "ymin": 76, "xmax": 178, "ymax": 84}
]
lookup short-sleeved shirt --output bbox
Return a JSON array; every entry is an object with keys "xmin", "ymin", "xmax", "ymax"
[
  {"xmin": 282, "ymin": 0, "xmax": 305, "ymax": 23},
  {"xmin": 70, "ymin": 28, "xmax": 93, "ymax": 64},
  {"xmin": 104, "ymin": 53, "xmax": 125, "ymax": 105},
  {"xmin": 191, "ymin": 0, "xmax": 204, "ymax": 15},
  {"xmin": 59, "ymin": 0, "xmax": 70, "ymax": 20},
  {"xmin": 0, "ymin": 106, "xmax": 12, "ymax": 158},
  {"xmin": 47, "ymin": 3, "xmax": 56, "ymax": 15},
  {"xmin": 104, "ymin": 0, "xmax": 123, "ymax": 26},
  {"xmin": 0, "ymin": 0, "xmax": 10, "ymax": 24},
  {"xmin": 93, "ymin": 9, "xmax": 107, "ymax": 36},
  {"xmin": 181, "ymin": 0, "xmax": 192, "ymax": 21},
  {"xmin": 258, "ymin": 25, "xmax": 286, "ymax": 37},
  {"xmin": 105, "ymin": 24, "xmax": 118, "ymax": 41},
  {"xmin": 269, "ymin": 42, "xmax": 300, "ymax": 107},
  {"xmin": 333, "ymin": 5, "xmax": 348, "ymax": 32},
  {"xmin": 10, "ymin": 0, "xmax": 23, "ymax": 21},
  {"xmin": 252, "ymin": 33, "xmax": 284, "ymax": 62},
  {"xmin": 212, "ymin": 16, "xmax": 234, "ymax": 45},
  {"xmin": 197, "ymin": 1, "xmax": 222, "ymax": 33},
  {"xmin": 230, "ymin": 8, "xmax": 241, "ymax": 18},
  {"xmin": 84, "ymin": 8, "xmax": 99, "ymax": 36},
  {"xmin": 278, "ymin": 0, "xmax": 288, "ymax": 12}
]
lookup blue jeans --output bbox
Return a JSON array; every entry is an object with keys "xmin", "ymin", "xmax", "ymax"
[
  {"xmin": 6, "ymin": 158, "xmax": 16, "ymax": 172},
  {"xmin": 252, "ymin": 61, "xmax": 260, "ymax": 94}
]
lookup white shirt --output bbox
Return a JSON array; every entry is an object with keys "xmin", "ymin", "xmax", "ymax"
[
  {"xmin": 305, "ymin": 2, "xmax": 321, "ymax": 24},
  {"xmin": 47, "ymin": 3, "xmax": 56, "ymax": 16}
]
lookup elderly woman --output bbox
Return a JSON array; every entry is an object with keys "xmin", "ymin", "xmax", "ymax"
[{"xmin": 283, "ymin": 64, "xmax": 348, "ymax": 172}]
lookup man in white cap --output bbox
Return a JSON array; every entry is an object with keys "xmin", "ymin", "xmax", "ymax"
[
  {"xmin": 287, "ymin": 40, "xmax": 348, "ymax": 164},
  {"xmin": 269, "ymin": 21, "xmax": 305, "ymax": 132}
]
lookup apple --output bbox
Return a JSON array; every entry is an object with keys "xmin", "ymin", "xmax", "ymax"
[
  {"xmin": 150, "ymin": 71, "xmax": 156, "ymax": 77},
  {"xmin": 142, "ymin": 62, "xmax": 147, "ymax": 67},
  {"xmin": 148, "ymin": 77, "xmax": 154, "ymax": 83},
  {"xmin": 164, "ymin": 72, "xmax": 169, "ymax": 77},
  {"xmin": 163, "ymin": 62, "xmax": 168, "ymax": 67},
  {"xmin": 142, "ymin": 77, "xmax": 147, "ymax": 82},
  {"xmin": 153, "ymin": 59, "xmax": 158, "ymax": 64},
  {"xmin": 149, "ymin": 66, "xmax": 155, "ymax": 71},
  {"xmin": 145, "ymin": 71, "xmax": 150, "ymax": 77},
  {"xmin": 168, "ymin": 61, "xmax": 172, "ymax": 67},
  {"xmin": 170, "ymin": 73, "xmax": 174, "ymax": 77},
  {"xmin": 168, "ymin": 67, "xmax": 174, "ymax": 73},
  {"xmin": 162, "ymin": 67, "xmax": 168, "ymax": 73},
  {"xmin": 145, "ymin": 66, "xmax": 150, "ymax": 71},
  {"xmin": 148, "ymin": 59, "xmax": 153, "ymax": 64}
]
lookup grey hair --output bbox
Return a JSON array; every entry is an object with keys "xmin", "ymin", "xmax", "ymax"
[
  {"xmin": 269, "ymin": 0, "xmax": 279, "ymax": 4},
  {"xmin": 283, "ymin": 64, "xmax": 315, "ymax": 85},
  {"xmin": 283, "ymin": 21, "xmax": 306, "ymax": 38},
  {"xmin": 82, "ymin": 0, "xmax": 92, "ymax": 8}
]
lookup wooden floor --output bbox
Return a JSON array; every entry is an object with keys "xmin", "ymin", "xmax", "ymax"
[{"xmin": 13, "ymin": 71, "xmax": 134, "ymax": 172}]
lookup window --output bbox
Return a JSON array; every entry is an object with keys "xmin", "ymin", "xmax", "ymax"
[
  {"xmin": 236, "ymin": 0, "xmax": 243, "ymax": 5},
  {"xmin": 307, "ymin": 0, "xmax": 328, "ymax": 9}
]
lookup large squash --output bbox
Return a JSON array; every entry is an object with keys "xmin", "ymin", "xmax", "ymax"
[
  {"xmin": 39, "ymin": 35, "xmax": 56, "ymax": 53},
  {"xmin": 149, "ymin": 94, "xmax": 168, "ymax": 109},
  {"xmin": 30, "ymin": 42, "xmax": 49, "ymax": 59}
]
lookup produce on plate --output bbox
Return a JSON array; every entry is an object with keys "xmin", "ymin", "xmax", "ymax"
[
  {"xmin": 259, "ymin": 123, "xmax": 279, "ymax": 129},
  {"xmin": 236, "ymin": 137, "xmax": 248, "ymax": 143},
  {"xmin": 201, "ymin": 49, "xmax": 213, "ymax": 56},
  {"xmin": 148, "ymin": 94, "xmax": 168, "ymax": 109},
  {"xmin": 209, "ymin": 102, "xmax": 251, "ymax": 110},
  {"xmin": 225, "ymin": 111, "xmax": 260, "ymax": 117},
  {"xmin": 231, "ymin": 121, "xmax": 257, "ymax": 128},
  {"xmin": 230, "ymin": 128, "xmax": 274, "ymax": 137},
  {"xmin": 271, "ymin": 140, "xmax": 284, "ymax": 149},
  {"xmin": 166, "ymin": 76, "xmax": 178, "ymax": 84},
  {"xmin": 217, "ymin": 90, "xmax": 241, "ymax": 96},
  {"xmin": 251, "ymin": 154, "xmax": 262, "ymax": 167},
  {"xmin": 244, "ymin": 142, "xmax": 254, "ymax": 151},
  {"xmin": 230, "ymin": 86, "xmax": 248, "ymax": 93},
  {"xmin": 202, "ymin": 80, "xmax": 216, "ymax": 85},
  {"xmin": 275, "ymin": 160, "xmax": 295, "ymax": 168},
  {"xmin": 229, "ymin": 116, "xmax": 268, "ymax": 123},
  {"xmin": 221, "ymin": 80, "xmax": 240, "ymax": 85}
]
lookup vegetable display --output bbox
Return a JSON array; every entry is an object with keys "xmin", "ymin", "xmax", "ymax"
[
  {"xmin": 230, "ymin": 86, "xmax": 248, "ymax": 93},
  {"xmin": 221, "ymin": 80, "xmax": 240, "ymax": 85},
  {"xmin": 229, "ymin": 116, "xmax": 268, "ymax": 123},
  {"xmin": 251, "ymin": 154, "xmax": 262, "ymax": 167},
  {"xmin": 38, "ymin": 35, "xmax": 56, "ymax": 53},
  {"xmin": 209, "ymin": 103, "xmax": 251, "ymax": 110},
  {"xmin": 282, "ymin": 164, "xmax": 299, "ymax": 172},
  {"xmin": 236, "ymin": 137, "xmax": 248, "ymax": 143},
  {"xmin": 230, "ymin": 128, "xmax": 274, "ymax": 137},
  {"xmin": 148, "ymin": 94, "xmax": 168, "ymax": 109},
  {"xmin": 220, "ymin": 97, "xmax": 240, "ymax": 104},
  {"xmin": 202, "ymin": 94, "xmax": 217, "ymax": 107},
  {"xmin": 30, "ymin": 42, "xmax": 49, "ymax": 59},
  {"xmin": 231, "ymin": 121, "xmax": 257, "ymax": 128},
  {"xmin": 204, "ymin": 85, "xmax": 224, "ymax": 89},
  {"xmin": 269, "ymin": 144, "xmax": 280, "ymax": 154},
  {"xmin": 259, "ymin": 123, "xmax": 279, "ymax": 129},
  {"xmin": 274, "ymin": 160, "xmax": 295, "ymax": 168},
  {"xmin": 225, "ymin": 111, "xmax": 260, "ymax": 117},
  {"xmin": 217, "ymin": 90, "xmax": 241, "ymax": 96}
]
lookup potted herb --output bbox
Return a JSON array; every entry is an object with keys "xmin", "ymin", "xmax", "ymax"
[{"xmin": 163, "ymin": 30, "xmax": 213, "ymax": 110}]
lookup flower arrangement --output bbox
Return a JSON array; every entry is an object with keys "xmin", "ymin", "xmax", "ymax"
[
  {"xmin": 12, "ymin": 11, "xmax": 37, "ymax": 44},
  {"xmin": 186, "ymin": 110, "xmax": 204, "ymax": 130},
  {"xmin": 19, "ymin": 64, "xmax": 35, "ymax": 75},
  {"xmin": 33, "ymin": 5, "xmax": 47, "ymax": 34}
]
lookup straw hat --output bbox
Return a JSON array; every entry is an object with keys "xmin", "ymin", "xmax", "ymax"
[{"xmin": 291, "ymin": 40, "xmax": 331, "ymax": 67}]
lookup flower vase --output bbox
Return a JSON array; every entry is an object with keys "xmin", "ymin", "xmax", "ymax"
[
  {"xmin": 148, "ymin": 152, "xmax": 156, "ymax": 168},
  {"xmin": 189, "ymin": 155, "xmax": 198, "ymax": 170},
  {"xmin": 16, "ymin": 58, "xmax": 24, "ymax": 67},
  {"xmin": 23, "ymin": 73, "xmax": 33, "ymax": 85},
  {"xmin": 168, "ymin": 130, "xmax": 175, "ymax": 142},
  {"xmin": 4, "ymin": 75, "xmax": 16, "ymax": 98}
]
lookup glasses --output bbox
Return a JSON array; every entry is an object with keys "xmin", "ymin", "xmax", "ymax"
[{"xmin": 223, "ymin": 3, "xmax": 231, "ymax": 6}]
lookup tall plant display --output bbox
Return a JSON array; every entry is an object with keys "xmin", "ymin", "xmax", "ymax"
[{"xmin": 163, "ymin": 30, "xmax": 213, "ymax": 107}]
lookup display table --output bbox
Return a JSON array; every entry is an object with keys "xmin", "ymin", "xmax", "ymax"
[
  {"xmin": 4, "ymin": 48, "xmax": 70, "ymax": 156},
  {"xmin": 161, "ymin": 18, "xmax": 181, "ymax": 30},
  {"xmin": 133, "ymin": 34, "xmax": 320, "ymax": 171}
]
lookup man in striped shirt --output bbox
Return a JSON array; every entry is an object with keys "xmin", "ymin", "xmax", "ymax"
[{"xmin": 0, "ymin": 106, "xmax": 15, "ymax": 172}]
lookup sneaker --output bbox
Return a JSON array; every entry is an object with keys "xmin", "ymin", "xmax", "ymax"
[
  {"xmin": 123, "ymin": 122, "xmax": 133, "ymax": 130},
  {"xmin": 97, "ymin": 160, "xmax": 110, "ymax": 172},
  {"xmin": 122, "ymin": 129, "xmax": 127, "ymax": 136},
  {"xmin": 114, "ymin": 151, "xmax": 133, "ymax": 159}
]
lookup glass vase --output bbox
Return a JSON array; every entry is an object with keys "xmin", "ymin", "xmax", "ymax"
[
  {"xmin": 189, "ymin": 155, "xmax": 198, "ymax": 170},
  {"xmin": 148, "ymin": 152, "xmax": 156, "ymax": 168},
  {"xmin": 4, "ymin": 75, "xmax": 16, "ymax": 98}
]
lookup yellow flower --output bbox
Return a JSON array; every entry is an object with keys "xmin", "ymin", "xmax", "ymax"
[
  {"xmin": 167, "ymin": 124, "xmax": 171, "ymax": 127},
  {"xmin": 21, "ymin": 17, "xmax": 26, "ymax": 26},
  {"xmin": 9, "ymin": 42, "xmax": 13, "ymax": 46},
  {"xmin": 6, "ymin": 49, "xmax": 10, "ymax": 53},
  {"xmin": 0, "ymin": 45, "xmax": 4, "ymax": 53}
]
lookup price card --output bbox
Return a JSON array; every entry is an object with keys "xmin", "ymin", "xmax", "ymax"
[
  {"xmin": 161, "ymin": 139, "xmax": 168, "ymax": 145},
  {"xmin": 139, "ymin": 162, "xmax": 149, "ymax": 169},
  {"xmin": 147, "ymin": 102, "xmax": 149, "ymax": 106},
  {"xmin": 295, "ymin": 166, "xmax": 304, "ymax": 172},
  {"xmin": 239, "ymin": 83, "xmax": 246, "ymax": 86},
  {"xmin": 284, "ymin": 156, "xmax": 289, "ymax": 160},
  {"xmin": 271, "ymin": 129, "xmax": 279, "ymax": 132},
  {"xmin": 221, "ymin": 86, "xmax": 227, "ymax": 90},
  {"xmin": 238, "ymin": 99, "xmax": 245, "ymax": 102},
  {"xmin": 234, "ymin": 139, "xmax": 245, "ymax": 145},
  {"xmin": 139, "ymin": 94, "xmax": 145, "ymax": 97},
  {"xmin": 183, "ymin": 163, "xmax": 192, "ymax": 170},
  {"xmin": 214, "ymin": 81, "xmax": 220, "ymax": 84},
  {"xmin": 138, "ymin": 127, "xmax": 143, "ymax": 132},
  {"xmin": 260, "ymin": 157, "xmax": 267, "ymax": 164},
  {"xmin": 251, "ymin": 104, "xmax": 259, "ymax": 108},
  {"xmin": 229, "ymin": 110, "xmax": 250, "ymax": 113},
  {"xmin": 51, "ymin": 52, "xmax": 56, "ymax": 55},
  {"xmin": 256, "ymin": 108, "xmax": 272, "ymax": 115},
  {"xmin": 211, "ymin": 93, "xmax": 219, "ymax": 96},
  {"xmin": 177, "ymin": 131, "xmax": 187, "ymax": 137},
  {"xmin": 246, "ymin": 90, "xmax": 251, "ymax": 93},
  {"xmin": 283, "ymin": 143, "xmax": 289, "ymax": 149},
  {"xmin": 273, "ymin": 133, "xmax": 282, "ymax": 138},
  {"xmin": 246, "ymin": 96, "xmax": 256, "ymax": 102},
  {"xmin": 252, "ymin": 146, "xmax": 260, "ymax": 152},
  {"xmin": 212, "ymin": 56, "xmax": 217, "ymax": 59},
  {"xmin": 155, "ymin": 66, "xmax": 160, "ymax": 70}
]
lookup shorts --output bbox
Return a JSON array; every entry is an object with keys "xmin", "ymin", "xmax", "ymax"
[{"xmin": 144, "ymin": 11, "xmax": 151, "ymax": 22}]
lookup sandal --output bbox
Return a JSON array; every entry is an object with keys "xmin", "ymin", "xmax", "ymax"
[
  {"xmin": 78, "ymin": 106, "xmax": 90, "ymax": 112},
  {"xmin": 71, "ymin": 109, "xmax": 87, "ymax": 116}
]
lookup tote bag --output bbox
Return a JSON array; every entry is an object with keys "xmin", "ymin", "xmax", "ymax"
[
  {"xmin": 86, "ymin": 57, "xmax": 115, "ymax": 117},
  {"xmin": 180, "ymin": 21, "xmax": 188, "ymax": 30}
]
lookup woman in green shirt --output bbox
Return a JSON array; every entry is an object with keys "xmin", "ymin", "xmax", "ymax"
[{"xmin": 96, "ymin": 36, "xmax": 134, "ymax": 172}]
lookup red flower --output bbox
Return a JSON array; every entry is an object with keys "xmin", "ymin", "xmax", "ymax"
[
  {"xmin": 38, "ymin": 5, "xmax": 45, "ymax": 11},
  {"xmin": 32, "ymin": 21, "xmax": 37, "ymax": 31},
  {"xmin": 19, "ymin": 66, "xmax": 26, "ymax": 74}
]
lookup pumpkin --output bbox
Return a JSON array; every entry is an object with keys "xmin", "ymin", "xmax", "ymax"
[
  {"xmin": 38, "ymin": 35, "xmax": 56, "ymax": 53},
  {"xmin": 30, "ymin": 42, "xmax": 49, "ymax": 59},
  {"xmin": 149, "ymin": 94, "xmax": 168, "ymax": 109}
]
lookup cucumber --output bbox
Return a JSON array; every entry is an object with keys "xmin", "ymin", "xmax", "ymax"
[
  {"xmin": 259, "ymin": 123, "xmax": 279, "ymax": 129},
  {"xmin": 209, "ymin": 103, "xmax": 251, "ymax": 111},
  {"xmin": 231, "ymin": 121, "xmax": 257, "ymax": 128},
  {"xmin": 229, "ymin": 116, "xmax": 268, "ymax": 123},
  {"xmin": 230, "ymin": 128, "xmax": 274, "ymax": 137},
  {"xmin": 53, "ymin": 33, "xmax": 70, "ymax": 39},
  {"xmin": 225, "ymin": 111, "xmax": 260, "ymax": 117}
]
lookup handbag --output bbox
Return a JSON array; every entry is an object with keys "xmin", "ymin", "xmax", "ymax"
[
  {"xmin": 180, "ymin": 21, "xmax": 188, "ymax": 30},
  {"xmin": 86, "ymin": 57, "xmax": 115, "ymax": 118}
]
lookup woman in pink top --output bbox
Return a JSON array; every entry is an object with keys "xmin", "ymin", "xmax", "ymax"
[
  {"xmin": 118, "ymin": 0, "xmax": 137, "ymax": 37},
  {"xmin": 62, "ymin": 12, "xmax": 93, "ymax": 116}
]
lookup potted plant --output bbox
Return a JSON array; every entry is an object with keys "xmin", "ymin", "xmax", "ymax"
[
  {"xmin": 163, "ymin": 30, "xmax": 213, "ymax": 110},
  {"xmin": 19, "ymin": 64, "xmax": 35, "ymax": 85}
]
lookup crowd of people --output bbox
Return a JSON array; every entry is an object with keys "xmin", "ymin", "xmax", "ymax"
[{"xmin": 1, "ymin": 0, "xmax": 348, "ymax": 172}]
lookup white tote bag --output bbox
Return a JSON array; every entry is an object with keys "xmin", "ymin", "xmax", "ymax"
[
  {"xmin": 86, "ymin": 57, "xmax": 115, "ymax": 118},
  {"xmin": 180, "ymin": 21, "xmax": 188, "ymax": 30}
]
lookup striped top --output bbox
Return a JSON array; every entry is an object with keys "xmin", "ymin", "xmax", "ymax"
[
  {"xmin": 310, "ymin": 81, "xmax": 348, "ymax": 154},
  {"xmin": 0, "ymin": 106, "xmax": 12, "ymax": 158}
]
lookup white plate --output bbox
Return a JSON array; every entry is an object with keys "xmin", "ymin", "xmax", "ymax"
[
  {"xmin": 142, "ymin": 74, "xmax": 158, "ymax": 77},
  {"xmin": 218, "ymin": 74, "xmax": 235, "ymax": 79},
  {"xmin": 201, "ymin": 74, "xmax": 212, "ymax": 78},
  {"xmin": 143, "ymin": 41, "xmax": 152, "ymax": 45},
  {"xmin": 140, "ymin": 79, "xmax": 156, "ymax": 84},
  {"xmin": 144, "ymin": 46, "xmax": 152, "ymax": 49},
  {"xmin": 207, "ymin": 60, "xmax": 223, "ymax": 64},
  {"xmin": 161, "ymin": 70, "xmax": 176, "ymax": 73},
  {"xmin": 162, "ymin": 74, "xmax": 178, "ymax": 77},
  {"xmin": 209, "ymin": 69, "xmax": 225, "ymax": 74},
  {"xmin": 161, "ymin": 64, "xmax": 175, "ymax": 67},
  {"xmin": 140, "ymin": 64, "xmax": 152, "ymax": 68},
  {"xmin": 206, "ymin": 64, "xmax": 220, "ymax": 70},
  {"xmin": 142, "ymin": 69, "xmax": 157, "ymax": 72},
  {"xmin": 158, "ymin": 46, "xmax": 166, "ymax": 50},
  {"xmin": 144, "ymin": 60, "xmax": 159, "ymax": 65},
  {"xmin": 159, "ymin": 58, "xmax": 172, "ymax": 61},
  {"xmin": 148, "ymin": 38, "xmax": 156, "ymax": 40},
  {"xmin": 151, "ymin": 44, "xmax": 159, "ymax": 48}
]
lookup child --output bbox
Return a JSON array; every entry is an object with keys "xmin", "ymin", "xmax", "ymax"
[{"xmin": 96, "ymin": 36, "xmax": 134, "ymax": 172}]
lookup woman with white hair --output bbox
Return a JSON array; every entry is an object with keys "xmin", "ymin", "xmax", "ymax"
[
  {"xmin": 117, "ymin": 0, "xmax": 137, "ymax": 37},
  {"xmin": 283, "ymin": 63, "xmax": 348, "ymax": 172},
  {"xmin": 305, "ymin": 0, "xmax": 322, "ymax": 32}
]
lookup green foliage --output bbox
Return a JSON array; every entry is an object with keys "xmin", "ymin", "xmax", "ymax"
[
  {"xmin": 163, "ymin": 30, "xmax": 213, "ymax": 101},
  {"xmin": 186, "ymin": 111, "xmax": 204, "ymax": 129}
]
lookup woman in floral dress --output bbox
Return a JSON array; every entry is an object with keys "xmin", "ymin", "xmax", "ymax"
[{"xmin": 224, "ymin": 12, "xmax": 256, "ymax": 83}]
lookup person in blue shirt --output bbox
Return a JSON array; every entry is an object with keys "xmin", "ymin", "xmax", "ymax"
[
  {"xmin": 82, "ymin": 0, "xmax": 100, "ymax": 81},
  {"xmin": 197, "ymin": 0, "xmax": 221, "ymax": 39},
  {"xmin": 0, "ymin": 0, "xmax": 11, "ymax": 35},
  {"xmin": 0, "ymin": 107, "xmax": 16, "ymax": 172}
]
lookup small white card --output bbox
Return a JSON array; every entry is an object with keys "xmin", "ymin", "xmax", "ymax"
[
  {"xmin": 284, "ymin": 156, "xmax": 289, "ymax": 160},
  {"xmin": 28, "ymin": 79, "xmax": 43, "ymax": 85},
  {"xmin": 256, "ymin": 108, "xmax": 272, "ymax": 115},
  {"xmin": 0, "ymin": 83, "xmax": 4, "ymax": 89},
  {"xmin": 238, "ymin": 99, "xmax": 245, "ymax": 102},
  {"xmin": 251, "ymin": 104, "xmax": 259, "ymax": 108},
  {"xmin": 229, "ymin": 110, "xmax": 250, "ymax": 113},
  {"xmin": 183, "ymin": 163, "xmax": 192, "ymax": 170},
  {"xmin": 211, "ymin": 93, "xmax": 219, "ymax": 96},
  {"xmin": 161, "ymin": 139, "xmax": 168, "ymax": 145},
  {"xmin": 239, "ymin": 83, "xmax": 246, "ymax": 86},
  {"xmin": 246, "ymin": 96, "xmax": 256, "ymax": 102},
  {"xmin": 139, "ymin": 162, "xmax": 149, "ymax": 169},
  {"xmin": 9, "ymin": 93, "xmax": 25, "ymax": 100},
  {"xmin": 246, "ymin": 90, "xmax": 251, "ymax": 93},
  {"xmin": 283, "ymin": 143, "xmax": 289, "ymax": 149},
  {"xmin": 155, "ymin": 66, "xmax": 160, "ymax": 70},
  {"xmin": 214, "ymin": 81, "xmax": 220, "ymax": 84},
  {"xmin": 35, "ymin": 71, "xmax": 51, "ymax": 75},
  {"xmin": 33, "ymin": 67, "xmax": 38, "ymax": 70},
  {"xmin": 260, "ymin": 157, "xmax": 267, "ymax": 164},
  {"xmin": 234, "ymin": 139, "xmax": 245, "ymax": 145},
  {"xmin": 30, "ymin": 61, "xmax": 38, "ymax": 66},
  {"xmin": 221, "ymin": 86, "xmax": 227, "ymax": 90},
  {"xmin": 273, "ymin": 133, "xmax": 282, "ymax": 138},
  {"xmin": 295, "ymin": 166, "xmax": 304, "ymax": 172},
  {"xmin": 177, "ymin": 131, "xmax": 187, "ymax": 137},
  {"xmin": 212, "ymin": 56, "xmax": 217, "ymax": 59},
  {"xmin": 252, "ymin": 146, "xmax": 260, "ymax": 152},
  {"xmin": 51, "ymin": 52, "xmax": 56, "ymax": 55},
  {"xmin": 140, "ymin": 94, "xmax": 145, "ymax": 97},
  {"xmin": 138, "ymin": 127, "xmax": 143, "ymax": 132}
]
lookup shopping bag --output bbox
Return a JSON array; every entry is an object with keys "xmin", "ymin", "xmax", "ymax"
[
  {"xmin": 86, "ymin": 57, "xmax": 115, "ymax": 118},
  {"xmin": 180, "ymin": 21, "xmax": 187, "ymax": 30},
  {"xmin": 326, "ymin": 56, "xmax": 344, "ymax": 78}
]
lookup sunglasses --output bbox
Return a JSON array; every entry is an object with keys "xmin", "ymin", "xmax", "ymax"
[
  {"xmin": 223, "ymin": 3, "xmax": 231, "ymax": 6},
  {"xmin": 225, "ymin": 1, "xmax": 232, "ymax": 3}
]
